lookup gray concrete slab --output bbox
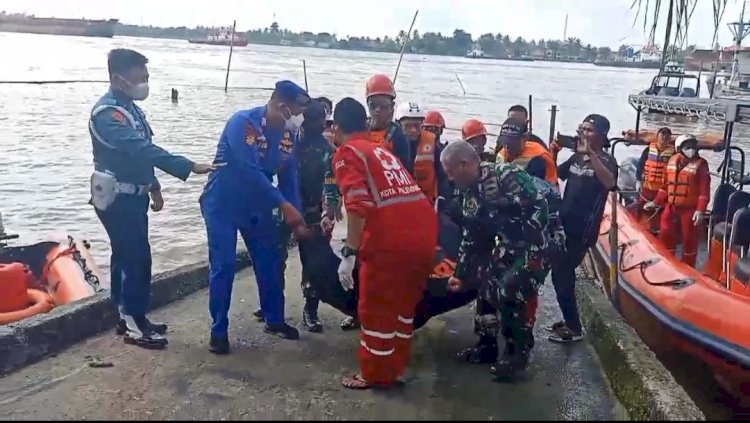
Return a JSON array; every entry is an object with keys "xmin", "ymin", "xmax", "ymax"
[{"xmin": 0, "ymin": 245, "xmax": 624, "ymax": 421}]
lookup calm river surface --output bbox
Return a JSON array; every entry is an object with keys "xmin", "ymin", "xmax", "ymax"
[{"xmin": 0, "ymin": 32, "xmax": 746, "ymax": 274}]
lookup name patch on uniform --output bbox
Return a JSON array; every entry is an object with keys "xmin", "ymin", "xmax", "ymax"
[{"xmin": 379, "ymin": 183, "xmax": 421, "ymax": 200}]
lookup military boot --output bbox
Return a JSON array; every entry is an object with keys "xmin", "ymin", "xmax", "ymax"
[
  {"xmin": 456, "ymin": 335, "xmax": 498, "ymax": 364},
  {"xmin": 490, "ymin": 343, "xmax": 530, "ymax": 382}
]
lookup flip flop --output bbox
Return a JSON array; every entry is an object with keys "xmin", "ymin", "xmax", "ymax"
[{"xmin": 342, "ymin": 374, "xmax": 371, "ymax": 390}]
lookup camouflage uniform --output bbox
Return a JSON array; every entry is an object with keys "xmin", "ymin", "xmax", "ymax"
[
  {"xmin": 455, "ymin": 162, "xmax": 552, "ymax": 379},
  {"xmin": 273, "ymin": 132, "xmax": 340, "ymax": 329}
]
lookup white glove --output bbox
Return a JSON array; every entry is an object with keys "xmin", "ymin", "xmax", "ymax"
[
  {"xmin": 692, "ymin": 211, "xmax": 703, "ymax": 226},
  {"xmin": 643, "ymin": 201, "xmax": 657, "ymax": 211},
  {"xmin": 338, "ymin": 255, "xmax": 356, "ymax": 291}
]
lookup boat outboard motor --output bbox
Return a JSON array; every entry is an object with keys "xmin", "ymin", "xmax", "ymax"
[{"xmin": 617, "ymin": 156, "xmax": 640, "ymax": 206}]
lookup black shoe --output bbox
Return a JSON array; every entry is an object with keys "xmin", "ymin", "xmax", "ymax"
[
  {"xmin": 263, "ymin": 322, "xmax": 300, "ymax": 340},
  {"xmin": 340, "ymin": 316, "xmax": 360, "ymax": 331},
  {"xmin": 490, "ymin": 353, "xmax": 530, "ymax": 382},
  {"xmin": 116, "ymin": 317, "xmax": 167, "ymax": 336},
  {"xmin": 121, "ymin": 315, "xmax": 168, "ymax": 350},
  {"xmin": 456, "ymin": 341, "xmax": 499, "ymax": 364},
  {"xmin": 253, "ymin": 308, "xmax": 265, "ymax": 322},
  {"xmin": 302, "ymin": 301, "xmax": 323, "ymax": 333},
  {"xmin": 209, "ymin": 334, "xmax": 230, "ymax": 355}
]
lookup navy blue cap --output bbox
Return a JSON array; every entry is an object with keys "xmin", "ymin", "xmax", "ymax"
[{"xmin": 274, "ymin": 80, "xmax": 310, "ymax": 106}]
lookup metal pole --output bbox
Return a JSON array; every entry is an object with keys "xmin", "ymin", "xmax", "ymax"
[
  {"xmin": 528, "ymin": 94, "xmax": 533, "ymax": 132},
  {"xmin": 548, "ymin": 105, "xmax": 557, "ymax": 145},
  {"xmin": 224, "ymin": 20, "xmax": 237, "ymax": 93},
  {"xmin": 393, "ymin": 10, "xmax": 419, "ymax": 85},
  {"xmin": 609, "ymin": 191, "xmax": 619, "ymax": 298},
  {"xmin": 302, "ymin": 60, "xmax": 309, "ymax": 92}
]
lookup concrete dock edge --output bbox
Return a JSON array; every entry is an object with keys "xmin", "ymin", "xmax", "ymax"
[
  {"xmin": 0, "ymin": 250, "xmax": 252, "ymax": 376},
  {"xmin": 575, "ymin": 265, "xmax": 705, "ymax": 421}
]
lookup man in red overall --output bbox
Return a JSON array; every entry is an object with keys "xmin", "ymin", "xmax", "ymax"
[
  {"xmin": 645, "ymin": 134, "xmax": 710, "ymax": 267},
  {"xmin": 331, "ymin": 97, "xmax": 438, "ymax": 390}
]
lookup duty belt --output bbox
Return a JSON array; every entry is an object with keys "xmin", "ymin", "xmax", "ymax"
[
  {"xmin": 114, "ymin": 182, "xmax": 151, "ymax": 196},
  {"xmin": 95, "ymin": 165, "xmax": 151, "ymax": 196}
]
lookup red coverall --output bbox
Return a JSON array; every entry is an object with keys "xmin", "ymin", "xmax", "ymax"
[
  {"xmin": 655, "ymin": 153, "xmax": 710, "ymax": 267},
  {"xmin": 334, "ymin": 135, "xmax": 438, "ymax": 386}
]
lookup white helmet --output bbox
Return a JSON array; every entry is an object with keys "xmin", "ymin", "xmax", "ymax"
[
  {"xmin": 394, "ymin": 102, "xmax": 424, "ymax": 121},
  {"xmin": 675, "ymin": 134, "xmax": 698, "ymax": 150}
]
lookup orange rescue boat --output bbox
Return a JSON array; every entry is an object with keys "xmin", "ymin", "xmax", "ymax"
[
  {"xmin": 0, "ymin": 231, "xmax": 105, "ymax": 324},
  {"xmin": 588, "ymin": 129, "xmax": 750, "ymax": 406}
]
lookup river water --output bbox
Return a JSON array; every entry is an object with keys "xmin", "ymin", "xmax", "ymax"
[{"xmin": 0, "ymin": 32, "xmax": 747, "ymax": 275}]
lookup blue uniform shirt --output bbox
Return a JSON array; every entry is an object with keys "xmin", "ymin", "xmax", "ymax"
[
  {"xmin": 89, "ymin": 89, "xmax": 194, "ymax": 193},
  {"xmin": 202, "ymin": 105, "xmax": 302, "ymax": 215}
]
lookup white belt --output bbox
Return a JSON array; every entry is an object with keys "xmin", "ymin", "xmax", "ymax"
[{"xmin": 114, "ymin": 181, "xmax": 150, "ymax": 196}]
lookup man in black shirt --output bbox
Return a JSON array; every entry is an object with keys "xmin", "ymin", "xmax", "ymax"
[{"xmin": 548, "ymin": 114, "xmax": 618, "ymax": 343}]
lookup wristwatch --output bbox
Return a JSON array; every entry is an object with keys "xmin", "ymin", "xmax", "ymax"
[{"xmin": 341, "ymin": 245, "xmax": 358, "ymax": 258}]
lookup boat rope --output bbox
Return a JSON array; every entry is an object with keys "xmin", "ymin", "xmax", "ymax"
[
  {"xmin": 40, "ymin": 245, "xmax": 77, "ymax": 290},
  {"xmin": 617, "ymin": 240, "xmax": 692, "ymax": 287},
  {"xmin": 39, "ymin": 237, "xmax": 102, "ymax": 293}
]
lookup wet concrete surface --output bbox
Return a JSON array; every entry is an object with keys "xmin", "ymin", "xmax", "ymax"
[{"xmin": 0, "ymin": 247, "xmax": 625, "ymax": 421}]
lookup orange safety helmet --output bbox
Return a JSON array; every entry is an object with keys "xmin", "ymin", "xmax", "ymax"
[
  {"xmin": 366, "ymin": 74, "xmax": 396, "ymax": 99},
  {"xmin": 461, "ymin": 119, "xmax": 488, "ymax": 141},
  {"xmin": 423, "ymin": 111, "xmax": 446, "ymax": 129}
]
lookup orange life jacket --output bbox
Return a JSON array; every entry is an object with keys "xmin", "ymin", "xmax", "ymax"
[
  {"xmin": 497, "ymin": 141, "xmax": 559, "ymax": 186},
  {"xmin": 665, "ymin": 155, "xmax": 709, "ymax": 207},
  {"xmin": 413, "ymin": 130, "xmax": 438, "ymax": 199},
  {"xmin": 369, "ymin": 123, "xmax": 397, "ymax": 152},
  {"xmin": 642, "ymin": 142, "xmax": 675, "ymax": 191}
]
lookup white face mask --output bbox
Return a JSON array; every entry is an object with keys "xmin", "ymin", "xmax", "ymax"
[
  {"xmin": 128, "ymin": 82, "xmax": 150, "ymax": 101},
  {"xmin": 279, "ymin": 104, "xmax": 303, "ymax": 131},
  {"xmin": 683, "ymin": 148, "xmax": 696, "ymax": 159}
]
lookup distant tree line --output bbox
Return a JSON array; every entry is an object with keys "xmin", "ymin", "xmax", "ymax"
[{"xmin": 114, "ymin": 22, "xmax": 697, "ymax": 62}]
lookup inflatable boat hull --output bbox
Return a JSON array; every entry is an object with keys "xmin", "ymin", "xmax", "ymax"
[{"xmin": 591, "ymin": 199, "xmax": 750, "ymax": 403}]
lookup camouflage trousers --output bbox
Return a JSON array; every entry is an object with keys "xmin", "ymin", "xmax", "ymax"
[
  {"xmin": 473, "ymin": 257, "xmax": 550, "ymax": 356},
  {"xmin": 274, "ymin": 207, "xmax": 320, "ymax": 302}
]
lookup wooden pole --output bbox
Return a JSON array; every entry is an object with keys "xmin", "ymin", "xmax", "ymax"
[
  {"xmin": 302, "ymin": 59, "xmax": 309, "ymax": 92},
  {"xmin": 393, "ymin": 10, "xmax": 419, "ymax": 85},
  {"xmin": 224, "ymin": 20, "xmax": 237, "ymax": 93},
  {"xmin": 548, "ymin": 105, "xmax": 557, "ymax": 145},
  {"xmin": 528, "ymin": 94, "xmax": 533, "ymax": 132},
  {"xmin": 455, "ymin": 73, "xmax": 466, "ymax": 95}
]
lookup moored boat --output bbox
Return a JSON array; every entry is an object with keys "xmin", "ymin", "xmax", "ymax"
[
  {"xmin": 0, "ymin": 219, "xmax": 105, "ymax": 325},
  {"xmin": 188, "ymin": 27, "xmax": 248, "ymax": 47},
  {"xmin": 586, "ymin": 110, "xmax": 750, "ymax": 405}
]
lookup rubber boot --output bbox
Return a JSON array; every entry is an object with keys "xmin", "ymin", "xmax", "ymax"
[
  {"xmin": 302, "ymin": 298, "xmax": 323, "ymax": 333},
  {"xmin": 456, "ymin": 335, "xmax": 498, "ymax": 364}
]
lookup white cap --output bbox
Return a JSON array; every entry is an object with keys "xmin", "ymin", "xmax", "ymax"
[
  {"xmin": 675, "ymin": 134, "xmax": 698, "ymax": 150},
  {"xmin": 394, "ymin": 102, "xmax": 424, "ymax": 121}
]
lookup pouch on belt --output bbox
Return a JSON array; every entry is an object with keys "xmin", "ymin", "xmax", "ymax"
[
  {"xmin": 90, "ymin": 171, "xmax": 149, "ymax": 211},
  {"xmin": 90, "ymin": 171, "xmax": 117, "ymax": 211}
]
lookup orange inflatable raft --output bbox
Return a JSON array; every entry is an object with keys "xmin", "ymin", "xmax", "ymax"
[
  {"xmin": 590, "ymin": 198, "xmax": 750, "ymax": 402},
  {"xmin": 0, "ymin": 236, "xmax": 105, "ymax": 324}
]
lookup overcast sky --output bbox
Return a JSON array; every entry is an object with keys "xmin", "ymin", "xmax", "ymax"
[{"xmin": 1, "ymin": 0, "xmax": 747, "ymax": 48}]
